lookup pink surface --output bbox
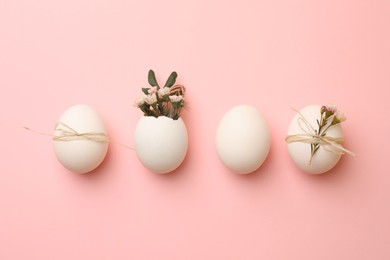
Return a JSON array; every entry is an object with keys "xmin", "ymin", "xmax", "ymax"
[{"xmin": 1, "ymin": 0, "xmax": 390, "ymax": 259}]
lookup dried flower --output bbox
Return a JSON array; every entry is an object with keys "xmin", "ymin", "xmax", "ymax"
[
  {"xmin": 148, "ymin": 86, "xmax": 158, "ymax": 94},
  {"xmin": 327, "ymin": 105, "xmax": 337, "ymax": 113},
  {"xmin": 286, "ymin": 105, "xmax": 355, "ymax": 164},
  {"xmin": 135, "ymin": 70, "xmax": 186, "ymax": 120},
  {"xmin": 169, "ymin": 95, "xmax": 183, "ymax": 103},
  {"xmin": 134, "ymin": 95, "xmax": 146, "ymax": 107},
  {"xmin": 158, "ymin": 87, "xmax": 170, "ymax": 98},
  {"xmin": 145, "ymin": 93, "xmax": 157, "ymax": 105},
  {"xmin": 332, "ymin": 111, "xmax": 346, "ymax": 125},
  {"xmin": 310, "ymin": 105, "xmax": 347, "ymax": 163}
]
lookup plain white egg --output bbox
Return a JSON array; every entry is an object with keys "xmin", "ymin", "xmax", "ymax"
[
  {"xmin": 216, "ymin": 105, "xmax": 271, "ymax": 174},
  {"xmin": 135, "ymin": 116, "xmax": 188, "ymax": 174},
  {"xmin": 286, "ymin": 105, "xmax": 344, "ymax": 174},
  {"xmin": 53, "ymin": 104, "xmax": 109, "ymax": 174}
]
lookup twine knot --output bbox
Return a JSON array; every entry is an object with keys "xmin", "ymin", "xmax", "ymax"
[
  {"xmin": 285, "ymin": 109, "xmax": 355, "ymax": 164},
  {"xmin": 53, "ymin": 122, "xmax": 109, "ymax": 143}
]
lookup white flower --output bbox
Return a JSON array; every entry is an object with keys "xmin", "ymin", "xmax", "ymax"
[
  {"xmin": 145, "ymin": 93, "xmax": 157, "ymax": 105},
  {"xmin": 169, "ymin": 95, "xmax": 183, "ymax": 103},
  {"xmin": 134, "ymin": 95, "xmax": 146, "ymax": 107},
  {"xmin": 326, "ymin": 105, "xmax": 337, "ymax": 114},
  {"xmin": 335, "ymin": 111, "xmax": 346, "ymax": 122},
  {"xmin": 158, "ymin": 87, "xmax": 170, "ymax": 97},
  {"xmin": 148, "ymin": 86, "xmax": 158, "ymax": 94}
]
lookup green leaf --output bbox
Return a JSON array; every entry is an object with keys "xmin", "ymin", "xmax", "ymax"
[
  {"xmin": 164, "ymin": 71, "xmax": 178, "ymax": 88},
  {"xmin": 148, "ymin": 70, "xmax": 159, "ymax": 87},
  {"xmin": 142, "ymin": 88, "xmax": 149, "ymax": 95}
]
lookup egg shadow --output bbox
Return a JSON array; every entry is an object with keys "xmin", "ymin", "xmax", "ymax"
[{"xmin": 296, "ymin": 155, "xmax": 355, "ymax": 187}]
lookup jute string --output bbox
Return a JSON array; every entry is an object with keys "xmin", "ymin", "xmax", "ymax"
[
  {"xmin": 24, "ymin": 122, "xmax": 134, "ymax": 150},
  {"xmin": 285, "ymin": 110, "xmax": 355, "ymax": 156}
]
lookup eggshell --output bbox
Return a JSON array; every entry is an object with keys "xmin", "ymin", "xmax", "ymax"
[
  {"xmin": 135, "ymin": 116, "xmax": 188, "ymax": 174},
  {"xmin": 54, "ymin": 104, "xmax": 109, "ymax": 174},
  {"xmin": 286, "ymin": 105, "xmax": 344, "ymax": 174},
  {"xmin": 216, "ymin": 105, "xmax": 271, "ymax": 174}
]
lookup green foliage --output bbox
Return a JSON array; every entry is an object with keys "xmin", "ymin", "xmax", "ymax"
[
  {"xmin": 164, "ymin": 71, "xmax": 177, "ymax": 88},
  {"xmin": 135, "ymin": 70, "xmax": 185, "ymax": 120},
  {"xmin": 148, "ymin": 70, "xmax": 159, "ymax": 88}
]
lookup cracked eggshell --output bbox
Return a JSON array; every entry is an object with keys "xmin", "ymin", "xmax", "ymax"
[
  {"xmin": 135, "ymin": 116, "xmax": 188, "ymax": 174},
  {"xmin": 216, "ymin": 105, "xmax": 271, "ymax": 174}
]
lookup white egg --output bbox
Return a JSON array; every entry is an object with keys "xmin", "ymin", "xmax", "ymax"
[
  {"xmin": 286, "ymin": 105, "xmax": 343, "ymax": 174},
  {"xmin": 135, "ymin": 116, "xmax": 188, "ymax": 174},
  {"xmin": 54, "ymin": 104, "xmax": 109, "ymax": 174},
  {"xmin": 216, "ymin": 105, "xmax": 271, "ymax": 174}
]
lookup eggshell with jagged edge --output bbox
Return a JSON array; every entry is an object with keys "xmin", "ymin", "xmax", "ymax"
[{"xmin": 135, "ymin": 116, "xmax": 188, "ymax": 174}]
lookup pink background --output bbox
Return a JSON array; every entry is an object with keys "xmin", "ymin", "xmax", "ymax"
[{"xmin": 1, "ymin": 0, "xmax": 390, "ymax": 259}]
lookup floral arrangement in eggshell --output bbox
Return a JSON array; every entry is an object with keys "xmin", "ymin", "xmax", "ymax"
[{"xmin": 134, "ymin": 70, "xmax": 185, "ymax": 120}]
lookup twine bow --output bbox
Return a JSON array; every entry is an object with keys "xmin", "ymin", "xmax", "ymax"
[
  {"xmin": 24, "ymin": 122, "xmax": 135, "ymax": 150},
  {"xmin": 285, "ymin": 110, "xmax": 355, "ymax": 164},
  {"xmin": 53, "ymin": 122, "xmax": 109, "ymax": 143}
]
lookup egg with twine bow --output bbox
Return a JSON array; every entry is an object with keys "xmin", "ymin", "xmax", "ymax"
[
  {"xmin": 53, "ymin": 104, "xmax": 109, "ymax": 174},
  {"xmin": 286, "ymin": 105, "xmax": 355, "ymax": 174}
]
